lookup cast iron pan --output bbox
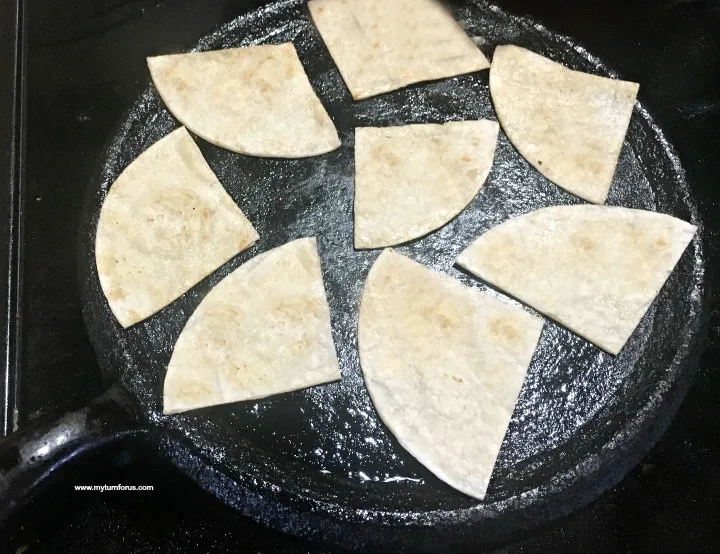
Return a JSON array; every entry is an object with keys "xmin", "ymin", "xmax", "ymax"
[{"xmin": 0, "ymin": 0, "xmax": 709, "ymax": 550}]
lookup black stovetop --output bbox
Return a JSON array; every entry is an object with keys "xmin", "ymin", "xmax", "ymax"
[{"xmin": 2, "ymin": 0, "xmax": 719, "ymax": 551}]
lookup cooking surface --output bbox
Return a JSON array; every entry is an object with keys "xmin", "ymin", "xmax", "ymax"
[
  {"xmin": 77, "ymin": 0, "xmax": 706, "ymax": 524},
  {"xmin": 3, "ymin": 0, "xmax": 719, "ymax": 551}
]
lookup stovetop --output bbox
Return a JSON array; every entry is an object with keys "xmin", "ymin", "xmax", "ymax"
[{"xmin": 2, "ymin": 0, "xmax": 719, "ymax": 551}]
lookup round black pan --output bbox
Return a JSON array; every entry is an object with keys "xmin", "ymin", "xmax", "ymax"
[{"xmin": 0, "ymin": 0, "xmax": 709, "ymax": 551}]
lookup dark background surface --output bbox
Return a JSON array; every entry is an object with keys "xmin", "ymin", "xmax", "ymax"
[{"xmin": 1, "ymin": 0, "xmax": 719, "ymax": 551}]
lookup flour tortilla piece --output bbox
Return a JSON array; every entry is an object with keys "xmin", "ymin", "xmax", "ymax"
[
  {"xmin": 147, "ymin": 43, "xmax": 340, "ymax": 157},
  {"xmin": 490, "ymin": 45, "xmax": 639, "ymax": 204},
  {"xmin": 457, "ymin": 205, "xmax": 697, "ymax": 355},
  {"xmin": 95, "ymin": 127, "xmax": 259, "ymax": 328},
  {"xmin": 308, "ymin": 0, "xmax": 490, "ymax": 100},
  {"xmin": 354, "ymin": 120, "xmax": 499, "ymax": 249},
  {"xmin": 164, "ymin": 238, "xmax": 341, "ymax": 415},
  {"xmin": 358, "ymin": 250, "xmax": 543, "ymax": 499}
]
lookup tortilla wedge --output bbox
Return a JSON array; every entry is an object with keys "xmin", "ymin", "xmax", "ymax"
[
  {"xmin": 148, "ymin": 43, "xmax": 340, "ymax": 157},
  {"xmin": 309, "ymin": 0, "xmax": 490, "ymax": 100},
  {"xmin": 457, "ymin": 205, "xmax": 696, "ymax": 354},
  {"xmin": 164, "ymin": 238, "xmax": 341, "ymax": 415},
  {"xmin": 358, "ymin": 249, "xmax": 543, "ymax": 499},
  {"xmin": 95, "ymin": 127, "xmax": 259, "ymax": 328},
  {"xmin": 354, "ymin": 120, "xmax": 499, "ymax": 249},
  {"xmin": 490, "ymin": 45, "xmax": 639, "ymax": 204}
]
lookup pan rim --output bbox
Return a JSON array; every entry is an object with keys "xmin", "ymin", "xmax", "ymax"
[{"xmin": 77, "ymin": 0, "xmax": 710, "ymax": 546}]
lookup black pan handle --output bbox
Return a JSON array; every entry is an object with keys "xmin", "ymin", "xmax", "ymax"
[{"xmin": 0, "ymin": 383, "xmax": 141, "ymax": 522}]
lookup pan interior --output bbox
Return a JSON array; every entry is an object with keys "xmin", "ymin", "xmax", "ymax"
[{"xmin": 80, "ymin": 0, "xmax": 706, "ymax": 522}]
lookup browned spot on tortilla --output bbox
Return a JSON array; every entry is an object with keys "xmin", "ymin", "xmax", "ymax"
[
  {"xmin": 172, "ymin": 78, "xmax": 189, "ymax": 92},
  {"xmin": 207, "ymin": 305, "xmax": 244, "ymax": 322},
  {"xmin": 128, "ymin": 310, "xmax": 141, "ymax": 323},
  {"xmin": 655, "ymin": 237, "xmax": 669, "ymax": 248},
  {"xmin": 273, "ymin": 297, "xmax": 320, "ymax": 320},
  {"xmin": 420, "ymin": 303, "xmax": 458, "ymax": 331},
  {"xmin": 257, "ymin": 79, "xmax": 274, "ymax": 93},
  {"xmin": 371, "ymin": 143, "xmax": 401, "ymax": 167},
  {"xmin": 108, "ymin": 289, "xmax": 127, "ymax": 302},
  {"xmin": 624, "ymin": 223, "xmax": 650, "ymax": 247},
  {"xmin": 461, "ymin": 153, "xmax": 472, "ymax": 163},
  {"xmin": 291, "ymin": 337, "xmax": 312, "ymax": 354},
  {"xmin": 478, "ymin": 234, "xmax": 516, "ymax": 269},
  {"xmin": 580, "ymin": 156, "xmax": 604, "ymax": 177},
  {"xmin": 451, "ymin": 375, "xmax": 464, "ymax": 383},
  {"xmin": 437, "ymin": 313, "xmax": 455, "ymax": 329},
  {"xmin": 175, "ymin": 380, "xmax": 214, "ymax": 403},
  {"xmin": 571, "ymin": 233, "xmax": 596, "ymax": 252},
  {"xmin": 488, "ymin": 316, "xmax": 520, "ymax": 344}
]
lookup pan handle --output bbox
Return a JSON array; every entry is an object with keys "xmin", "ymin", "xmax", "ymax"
[{"xmin": 0, "ymin": 383, "xmax": 141, "ymax": 522}]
